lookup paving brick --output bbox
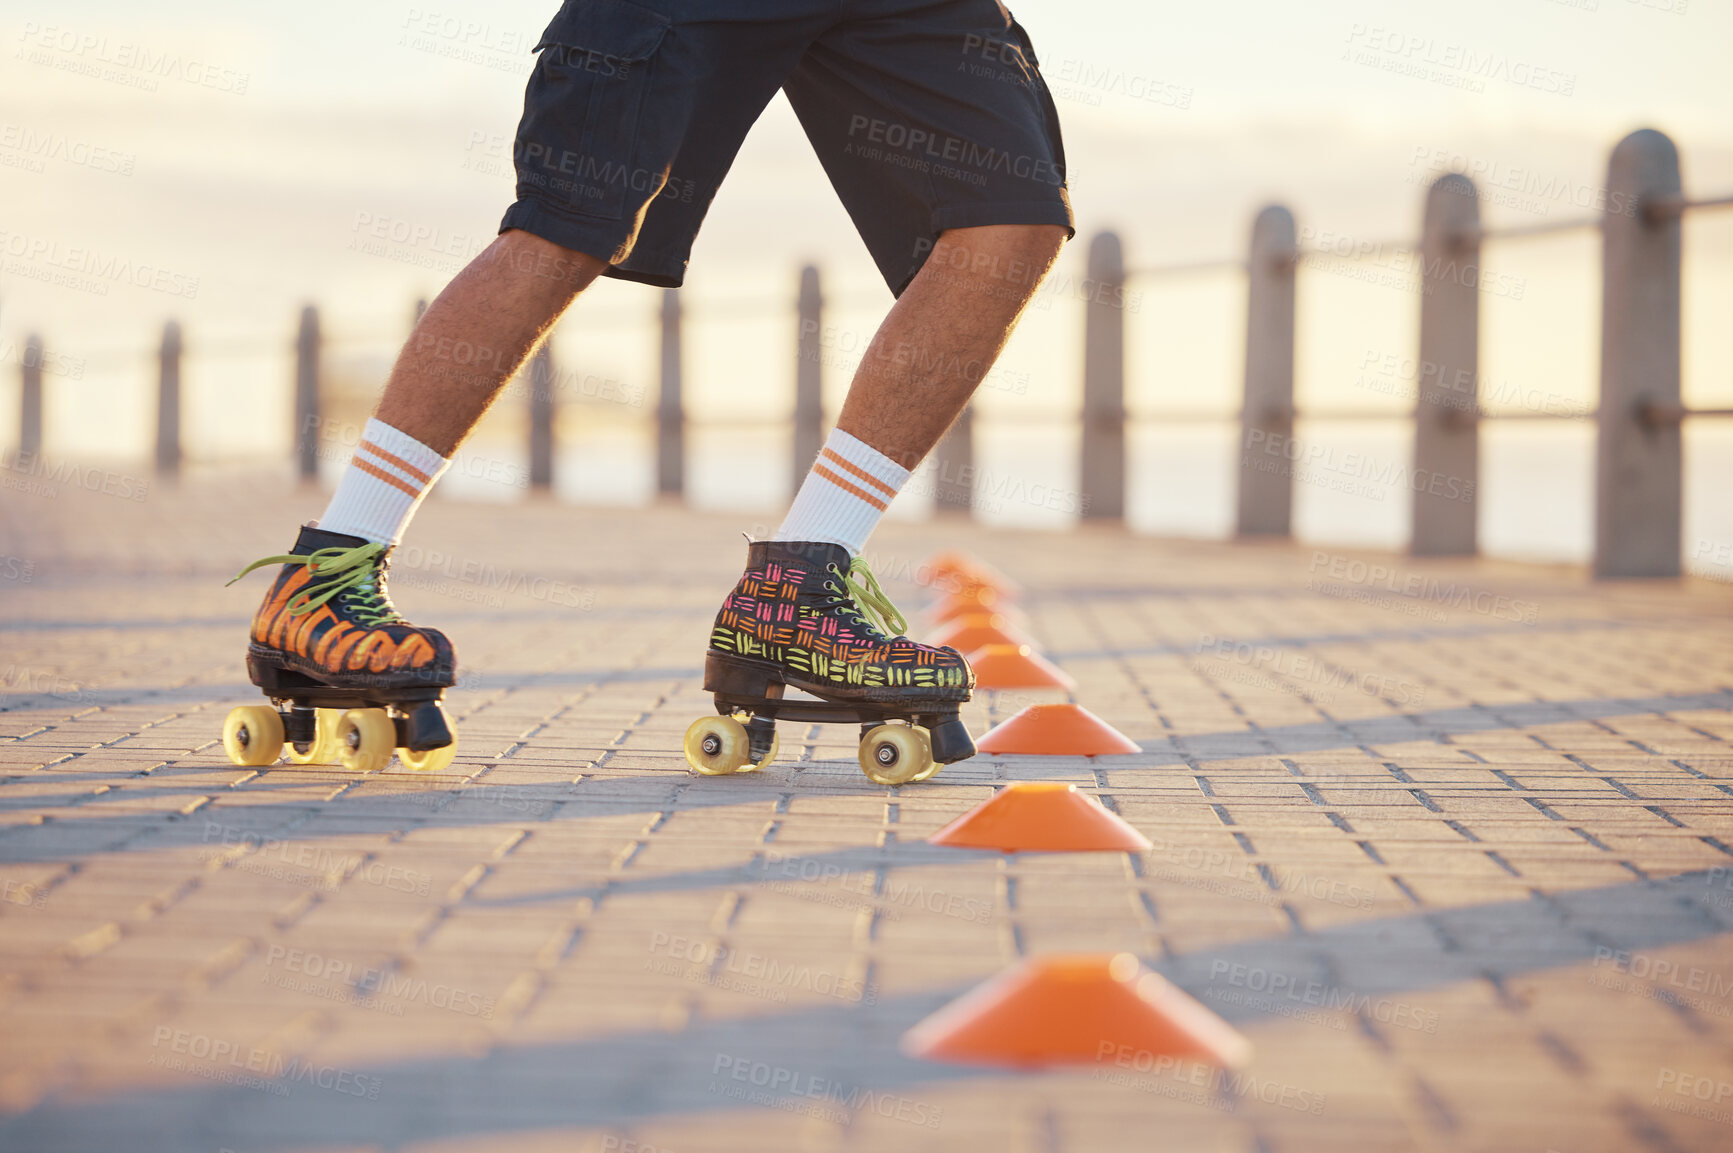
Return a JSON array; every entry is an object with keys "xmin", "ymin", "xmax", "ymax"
[{"xmin": 2, "ymin": 477, "xmax": 1733, "ymax": 1149}]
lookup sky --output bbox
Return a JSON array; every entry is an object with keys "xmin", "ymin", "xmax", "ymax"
[{"xmin": 1, "ymin": 0, "xmax": 1730, "ymax": 559}]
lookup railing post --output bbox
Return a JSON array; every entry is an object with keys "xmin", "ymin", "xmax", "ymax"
[
  {"xmin": 156, "ymin": 320, "xmax": 183, "ymax": 479},
  {"xmin": 657, "ymin": 288, "xmax": 685, "ymax": 499},
  {"xmin": 20, "ymin": 333, "xmax": 43, "ymax": 460},
  {"xmin": 294, "ymin": 305, "xmax": 321, "ymax": 483},
  {"xmin": 793, "ymin": 265, "xmax": 824, "ymax": 491},
  {"xmin": 1236, "ymin": 206, "xmax": 1297, "ymax": 537},
  {"xmin": 528, "ymin": 340, "xmax": 555, "ymax": 491},
  {"xmin": 1412, "ymin": 174, "xmax": 1481, "ymax": 556},
  {"xmin": 1596, "ymin": 128, "xmax": 1683, "ymax": 579},
  {"xmin": 931, "ymin": 402, "xmax": 974, "ymax": 516},
  {"xmin": 1080, "ymin": 231, "xmax": 1125, "ymax": 520}
]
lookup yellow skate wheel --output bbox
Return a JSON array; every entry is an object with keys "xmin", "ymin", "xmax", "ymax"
[
  {"xmin": 684, "ymin": 715, "xmax": 754, "ymax": 775},
  {"xmin": 284, "ymin": 708, "xmax": 341, "ymax": 764},
  {"xmin": 398, "ymin": 735, "xmax": 458, "ymax": 773},
  {"xmin": 859, "ymin": 724, "xmax": 933, "ymax": 786},
  {"xmin": 909, "ymin": 728, "xmax": 942, "ymax": 782},
  {"xmin": 223, "ymin": 705, "xmax": 284, "ymax": 767},
  {"xmin": 334, "ymin": 708, "xmax": 396, "ymax": 774}
]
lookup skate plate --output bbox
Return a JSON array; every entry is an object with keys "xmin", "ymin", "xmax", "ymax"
[
  {"xmin": 684, "ymin": 653, "xmax": 977, "ymax": 784},
  {"xmin": 219, "ymin": 650, "xmax": 458, "ymax": 773}
]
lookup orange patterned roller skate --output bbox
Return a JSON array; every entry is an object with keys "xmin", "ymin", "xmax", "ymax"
[{"xmin": 220, "ymin": 526, "xmax": 458, "ymax": 773}]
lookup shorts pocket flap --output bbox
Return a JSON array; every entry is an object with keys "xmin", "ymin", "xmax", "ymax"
[{"xmin": 534, "ymin": 0, "xmax": 669, "ymax": 61}]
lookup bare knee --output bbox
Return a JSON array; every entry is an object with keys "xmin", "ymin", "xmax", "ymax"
[
  {"xmin": 937, "ymin": 221, "xmax": 1067, "ymax": 244},
  {"xmin": 928, "ymin": 223, "xmax": 1069, "ymax": 290},
  {"xmin": 487, "ymin": 228, "xmax": 610, "ymax": 289}
]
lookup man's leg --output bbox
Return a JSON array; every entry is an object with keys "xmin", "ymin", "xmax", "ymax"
[
  {"xmin": 772, "ymin": 223, "xmax": 1067, "ymax": 552},
  {"xmin": 707, "ymin": 221, "xmax": 1066, "ymax": 752},
  {"xmin": 227, "ymin": 230, "xmax": 604, "ymax": 724},
  {"xmin": 837, "ymin": 224, "xmax": 1067, "ymax": 465},
  {"xmin": 307, "ymin": 230, "xmax": 603, "ymax": 546},
  {"xmin": 375, "ymin": 230, "xmax": 606, "ymax": 457}
]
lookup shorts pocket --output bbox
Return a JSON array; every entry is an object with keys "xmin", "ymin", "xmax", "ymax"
[{"xmin": 519, "ymin": 0, "xmax": 672, "ymax": 221}]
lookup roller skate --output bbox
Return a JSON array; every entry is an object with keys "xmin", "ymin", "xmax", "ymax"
[
  {"xmin": 219, "ymin": 526, "xmax": 459, "ymax": 773},
  {"xmin": 687, "ymin": 540, "xmax": 977, "ymax": 785}
]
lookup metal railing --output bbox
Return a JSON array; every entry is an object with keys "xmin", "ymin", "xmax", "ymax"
[
  {"xmin": 1078, "ymin": 127, "xmax": 1731, "ymax": 578},
  {"xmin": 9, "ymin": 129, "xmax": 1730, "ymax": 579}
]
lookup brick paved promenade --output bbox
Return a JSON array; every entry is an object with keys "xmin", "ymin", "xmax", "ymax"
[{"xmin": 3, "ymin": 473, "xmax": 1733, "ymax": 1152}]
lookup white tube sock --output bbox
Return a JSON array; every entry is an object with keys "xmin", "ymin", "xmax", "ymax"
[
  {"xmin": 773, "ymin": 429, "xmax": 911, "ymax": 555},
  {"xmin": 317, "ymin": 418, "xmax": 450, "ymax": 545}
]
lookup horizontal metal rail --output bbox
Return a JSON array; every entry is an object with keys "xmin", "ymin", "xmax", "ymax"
[{"xmin": 1125, "ymin": 189, "xmax": 1733, "ymax": 279}]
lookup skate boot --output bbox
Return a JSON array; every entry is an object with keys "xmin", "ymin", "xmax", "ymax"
[
  {"xmin": 686, "ymin": 539, "xmax": 976, "ymax": 785},
  {"xmin": 218, "ymin": 526, "xmax": 458, "ymax": 773}
]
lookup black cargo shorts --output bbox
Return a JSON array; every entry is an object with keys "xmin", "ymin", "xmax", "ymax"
[{"xmin": 499, "ymin": 0, "xmax": 1073, "ymax": 294}]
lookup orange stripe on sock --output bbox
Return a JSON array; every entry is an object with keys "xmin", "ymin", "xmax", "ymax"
[
  {"xmin": 820, "ymin": 447, "xmax": 899, "ymax": 498},
  {"xmin": 360, "ymin": 441, "xmax": 433, "ymax": 484},
  {"xmin": 353, "ymin": 457, "xmax": 424, "ymax": 499},
  {"xmin": 813, "ymin": 463, "xmax": 888, "ymax": 511}
]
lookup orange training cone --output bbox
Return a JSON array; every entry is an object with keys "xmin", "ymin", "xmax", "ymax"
[
  {"xmin": 928, "ymin": 596, "xmax": 1025, "ymax": 633},
  {"xmin": 928, "ymin": 612, "xmax": 1027, "ymax": 655},
  {"xmin": 966, "ymin": 643, "xmax": 1075, "ymax": 691},
  {"xmin": 902, "ymin": 952, "xmax": 1252, "ymax": 1069},
  {"xmin": 975, "ymin": 703, "xmax": 1141, "ymax": 756},
  {"xmin": 924, "ymin": 551, "xmax": 1020, "ymax": 598},
  {"xmin": 924, "ymin": 550, "xmax": 988, "ymax": 585},
  {"xmin": 930, "ymin": 583, "xmax": 1009, "ymax": 623},
  {"xmin": 928, "ymin": 782, "xmax": 1151, "ymax": 852}
]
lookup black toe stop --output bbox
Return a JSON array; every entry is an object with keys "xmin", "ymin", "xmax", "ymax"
[
  {"xmin": 928, "ymin": 718, "xmax": 977, "ymax": 764},
  {"xmin": 402, "ymin": 702, "xmax": 453, "ymax": 751}
]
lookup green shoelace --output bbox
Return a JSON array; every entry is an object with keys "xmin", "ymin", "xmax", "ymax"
[
  {"xmin": 827, "ymin": 556, "xmax": 908, "ymax": 638},
  {"xmin": 228, "ymin": 542, "xmax": 404, "ymax": 627}
]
